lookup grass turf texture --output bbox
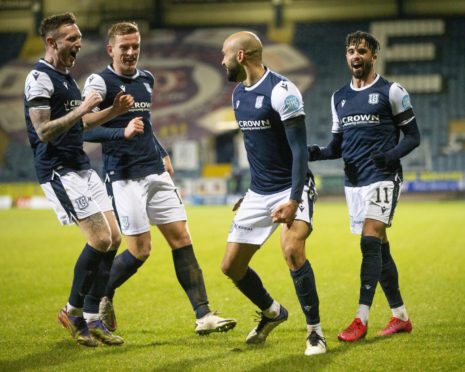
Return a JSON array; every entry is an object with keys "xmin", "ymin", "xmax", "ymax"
[{"xmin": 0, "ymin": 200, "xmax": 464, "ymax": 371}]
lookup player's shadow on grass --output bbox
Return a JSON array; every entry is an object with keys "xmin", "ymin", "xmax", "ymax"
[
  {"xmin": 245, "ymin": 336, "xmax": 390, "ymax": 371},
  {"xmin": 0, "ymin": 339, "xmax": 164, "ymax": 372}
]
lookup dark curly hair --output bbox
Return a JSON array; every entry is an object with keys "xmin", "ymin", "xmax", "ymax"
[{"xmin": 345, "ymin": 31, "xmax": 380, "ymax": 55}]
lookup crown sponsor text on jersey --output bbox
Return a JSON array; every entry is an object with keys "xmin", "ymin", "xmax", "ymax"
[
  {"xmin": 238, "ymin": 119, "xmax": 271, "ymax": 130},
  {"xmin": 341, "ymin": 114, "xmax": 380, "ymax": 126},
  {"xmin": 129, "ymin": 101, "xmax": 152, "ymax": 111},
  {"xmin": 64, "ymin": 99, "xmax": 82, "ymax": 111}
]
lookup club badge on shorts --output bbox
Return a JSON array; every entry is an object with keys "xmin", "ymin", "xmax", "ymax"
[
  {"xmin": 120, "ymin": 216, "xmax": 130, "ymax": 230},
  {"xmin": 75, "ymin": 196, "xmax": 89, "ymax": 210}
]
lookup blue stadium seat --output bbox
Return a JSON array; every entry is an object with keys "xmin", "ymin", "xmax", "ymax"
[{"xmin": 0, "ymin": 32, "xmax": 26, "ymax": 66}]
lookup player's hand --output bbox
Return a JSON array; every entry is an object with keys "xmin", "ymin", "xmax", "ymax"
[
  {"xmin": 232, "ymin": 196, "xmax": 244, "ymax": 212},
  {"xmin": 163, "ymin": 155, "xmax": 174, "ymax": 177},
  {"xmin": 370, "ymin": 151, "xmax": 387, "ymax": 169},
  {"xmin": 112, "ymin": 91, "xmax": 134, "ymax": 115},
  {"xmin": 271, "ymin": 199, "xmax": 299, "ymax": 226},
  {"xmin": 80, "ymin": 90, "xmax": 102, "ymax": 114},
  {"xmin": 308, "ymin": 145, "xmax": 321, "ymax": 161},
  {"xmin": 124, "ymin": 117, "xmax": 144, "ymax": 139}
]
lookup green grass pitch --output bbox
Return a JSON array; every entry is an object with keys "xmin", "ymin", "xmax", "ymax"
[{"xmin": 1, "ymin": 200, "xmax": 464, "ymax": 371}]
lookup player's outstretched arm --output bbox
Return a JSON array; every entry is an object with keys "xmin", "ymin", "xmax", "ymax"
[
  {"xmin": 84, "ymin": 116, "xmax": 144, "ymax": 143},
  {"xmin": 308, "ymin": 132, "xmax": 343, "ymax": 161},
  {"xmin": 83, "ymin": 91, "xmax": 134, "ymax": 130},
  {"xmin": 30, "ymin": 90, "xmax": 102, "ymax": 142},
  {"xmin": 83, "ymin": 126, "xmax": 125, "ymax": 143}
]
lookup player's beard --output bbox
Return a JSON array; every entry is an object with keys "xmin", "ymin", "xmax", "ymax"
[
  {"xmin": 227, "ymin": 63, "xmax": 244, "ymax": 82},
  {"xmin": 352, "ymin": 60, "xmax": 373, "ymax": 80}
]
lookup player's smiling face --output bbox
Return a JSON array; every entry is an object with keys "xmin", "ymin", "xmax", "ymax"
[
  {"xmin": 108, "ymin": 32, "xmax": 140, "ymax": 76},
  {"xmin": 346, "ymin": 39, "xmax": 376, "ymax": 80},
  {"xmin": 222, "ymin": 41, "xmax": 245, "ymax": 82},
  {"xmin": 53, "ymin": 24, "xmax": 82, "ymax": 71}
]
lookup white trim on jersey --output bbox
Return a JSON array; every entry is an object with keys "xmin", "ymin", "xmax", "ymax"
[
  {"xmin": 244, "ymin": 69, "xmax": 270, "ymax": 91},
  {"xmin": 271, "ymin": 78, "xmax": 305, "ymax": 121},
  {"xmin": 331, "ymin": 93, "xmax": 341, "ymax": 133},
  {"xmin": 107, "ymin": 64, "xmax": 140, "ymax": 80},
  {"xmin": 349, "ymin": 74, "xmax": 381, "ymax": 91},
  {"xmin": 38, "ymin": 59, "xmax": 70, "ymax": 74},
  {"xmin": 24, "ymin": 69, "xmax": 54, "ymax": 106}
]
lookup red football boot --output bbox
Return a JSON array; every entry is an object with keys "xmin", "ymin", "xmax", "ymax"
[
  {"xmin": 377, "ymin": 317, "xmax": 412, "ymax": 337},
  {"xmin": 338, "ymin": 318, "xmax": 368, "ymax": 342}
]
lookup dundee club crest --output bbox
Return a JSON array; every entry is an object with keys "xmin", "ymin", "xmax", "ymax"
[{"xmin": 368, "ymin": 93, "xmax": 379, "ymax": 105}]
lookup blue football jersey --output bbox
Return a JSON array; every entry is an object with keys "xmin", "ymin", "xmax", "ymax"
[
  {"xmin": 232, "ymin": 68, "xmax": 310, "ymax": 195},
  {"xmin": 24, "ymin": 60, "xmax": 91, "ymax": 183},
  {"xmin": 331, "ymin": 74, "xmax": 415, "ymax": 186},
  {"xmin": 83, "ymin": 66, "xmax": 165, "ymax": 181}
]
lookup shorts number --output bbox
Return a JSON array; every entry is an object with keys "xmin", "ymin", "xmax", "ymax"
[{"xmin": 375, "ymin": 187, "xmax": 389, "ymax": 203}]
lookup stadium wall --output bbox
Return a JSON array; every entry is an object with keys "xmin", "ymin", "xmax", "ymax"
[{"xmin": 2, "ymin": 0, "xmax": 465, "ymax": 34}]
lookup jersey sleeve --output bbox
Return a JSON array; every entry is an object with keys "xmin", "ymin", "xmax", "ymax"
[
  {"xmin": 271, "ymin": 80, "xmax": 305, "ymax": 121},
  {"xmin": 144, "ymin": 69, "xmax": 155, "ymax": 85},
  {"xmin": 389, "ymin": 82, "xmax": 415, "ymax": 126},
  {"xmin": 24, "ymin": 70, "xmax": 54, "ymax": 108},
  {"xmin": 83, "ymin": 73, "xmax": 107, "ymax": 100},
  {"xmin": 330, "ymin": 93, "xmax": 342, "ymax": 133}
]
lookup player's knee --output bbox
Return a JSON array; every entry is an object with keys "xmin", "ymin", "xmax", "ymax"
[
  {"xmin": 110, "ymin": 232, "xmax": 122, "ymax": 250},
  {"xmin": 132, "ymin": 242, "xmax": 151, "ymax": 261},
  {"xmin": 282, "ymin": 245, "xmax": 306, "ymax": 270},
  {"xmin": 169, "ymin": 233, "xmax": 191, "ymax": 249},
  {"xmin": 221, "ymin": 260, "xmax": 244, "ymax": 282},
  {"xmin": 91, "ymin": 235, "xmax": 112, "ymax": 252},
  {"xmin": 221, "ymin": 260, "xmax": 235, "ymax": 279},
  {"xmin": 137, "ymin": 251, "xmax": 150, "ymax": 261},
  {"xmin": 220, "ymin": 260, "xmax": 230, "ymax": 276}
]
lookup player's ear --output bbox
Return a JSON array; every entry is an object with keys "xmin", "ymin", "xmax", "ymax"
[
  {"xmin": 106, "ymin": 44, "xmax": 113, "ymax": 57},
  {"xmin": 46, "ymin": 36, "xmax": 57, "ymax": 49},
  {"xmin": 237, "ymin": 49, "xmax": 245, "ymax": 63}
]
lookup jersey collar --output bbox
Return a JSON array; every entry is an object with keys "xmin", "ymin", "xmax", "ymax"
[
  {"xmin": 350, "ymin": 73, "xmax": 380, "ymax": 91},
  {"xmin": 244, "ymin": 68, "xmax": 270, "ymax": 91},
  {"xmin": 39, "ymin": 59, "xmax": 70, "ymax": 75},
  {"xmin": 107, "ymin": 64, "xmax": 140, "ymax": 79}
]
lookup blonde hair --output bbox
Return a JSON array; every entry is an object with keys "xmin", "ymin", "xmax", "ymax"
[{"xmin": 107, "ymin": 22, "xmax": 139, "ymax": 44}]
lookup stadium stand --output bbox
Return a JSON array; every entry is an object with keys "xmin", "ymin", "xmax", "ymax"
[
  {"xmin": 0, "ymin": 32, "xmax": 26, "ymax": 66},
  {"xmin": 0, "ymin": 18, "xmax": 463, "ymax": 187},
  {"xmin": 294, "ymin": 18, "xmax": 465, "ymax": 174}
]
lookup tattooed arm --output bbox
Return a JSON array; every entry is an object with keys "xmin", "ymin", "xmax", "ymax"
[{"xmin": 29, "ymin": 90, "xmax": 102, "ymax": 142}]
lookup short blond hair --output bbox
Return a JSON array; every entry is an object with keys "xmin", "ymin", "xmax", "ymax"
[{"xmin": 107, "ymin": 22, "xmax": 139, "ymax": 44}]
